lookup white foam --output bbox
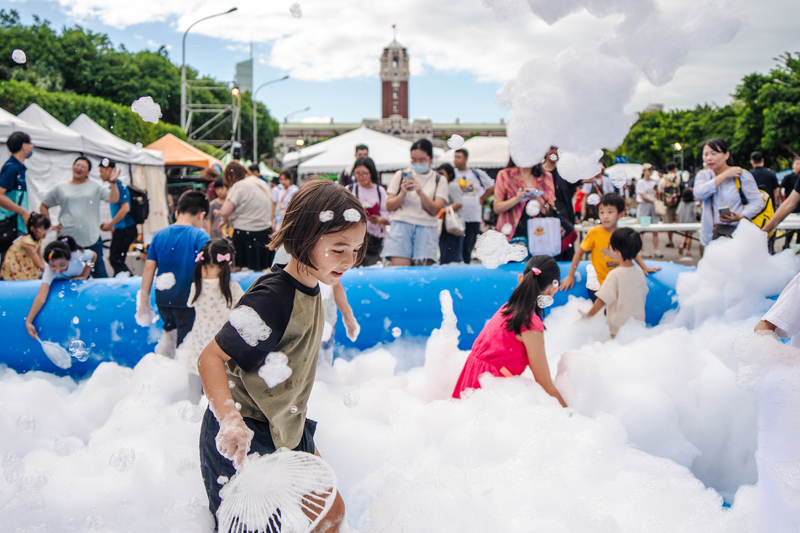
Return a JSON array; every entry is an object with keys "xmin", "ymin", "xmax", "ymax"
[
  {"xmin": 258, "ymin": 352, "xmax": 292, "ymax": 388},
  {"xmin": 525, "ymin": 200, "xmax": 540, "ymax": 217},
  {"xmin": 154, "ymin": 272, "xmax": 176, "ymax": 291},
  {"xmin": 586, "ymin": 193, "xmax": 601, "ymax": 206},
  {"xmin": 557, "ymin": 149, "xmax": 605, "ymax": 184},
  {"xmin": 39, "ymin": 340, "xmax": 71, "ymax": 369},
  {"xmin": 609, "ymin": 167, "xmax": 628, "ymax": 189},
  {"xmin": 474, "ymin": 230, "xmax": 528, "ymax": 269},
  {"xmin": 343, "ymin": 208, "xmax": 361, "ymax": 222},
  {"xmin": 447, "ymin": 134, "xmax": 465, "ymax": 149},
  {"xmin": 130, "ymin": 96, "xmax": 162, "ymax": 124},
  {"xmin": 585, "ymin": 263, "xmax": 601, "ymax": 291},
  {"xmin": 228, "ymin": 306, "xmax": 272, "ymax": 347},
  {"xmin": 289, "ymin": 3, "xmax": 303, "ymax": 18},
  {"xmin": 11, "ymin": 49, "xmax": 26, "ymax": 64},
  {"xmin": 319, "ymin": 210, "xmax": 334, "ymax": 222}
]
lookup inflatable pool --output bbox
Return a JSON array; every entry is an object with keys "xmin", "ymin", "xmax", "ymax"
[{"xmin": 0, "ymin": 262, "xmax": 688, "ymax": 378}]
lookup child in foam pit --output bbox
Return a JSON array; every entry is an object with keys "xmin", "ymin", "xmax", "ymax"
[
  {"xmin": 197, "ymin": 180, "xmax": 367, "ymax": 530},
  {"xmin": 24, "ymin": 235, "xmax": 95, "ymax": 339},
  {"xmin": 560, "ymin": 193, "xmax": 660, "ymax": 301},
  {"xmin": 138, "ymin": 191, "xmax": 210, "ymax": 357},
  {"xmin": 185, "ymin": 239, "xmax": 245, "ymax": 373},
  {"xmin": 452, "ymin": 255, "xmax": 567, "ymax": 407},
  {"xmin": 580, "ymin": 227, "xmax": 648, "ymax": 338}
]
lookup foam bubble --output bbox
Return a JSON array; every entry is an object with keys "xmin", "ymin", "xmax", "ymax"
[
  {"xmin": 17, "ymin": 415, "xmax": 35, "ymax": 433},
  {"xmin": 109, "ymin": 447, "xmax": 136, "ymax": 473},
  {"xmin": 556, "ymin": 149, "xmax": 605, "ymax": 184},
  {"xmin": 500, "ymin": 223, "xmax": 513, "ymax": 235},
  {"xmin": 474, "ymin": 230, "xmax": 528, "ymax": 269},
  {"xmin": 391, "ymin": 327, "xmax": 402, "ymax": 338},
  {"xmin": 54, "ymin": 437, "xmax": 84, "ymax": 457},
  {"xmin": 586, "ymin": 193, "xmax": 601, "ymax": 206},
  {"xmin": 447, "ymin": 134, "xmax": 465, "ymax": 150},
  {"xmin": 11, "ymin": 49, "xmax": 26, "ymax": 64},
  {"xmin": 319, "ymin": 210, "xmax": 334, "ymax": 222},
  {"xmin": 343, "ymin": 208, "xmax": 361, "ymax": 222},
  {"xmin": 343, "ymin": 393, "xmax": 360, "ymax": 408},
  {"xmin": 154, "ymin": 272, "xmax": 176, "ymax": 291},
  {"xmin": 228, "ymin": 306, "xmax": 272, "ymax": 347},
  {"xmin": 525, "ymin": 200, "xmax": 541, "ymax": 217},
  {"xmin": 289, "ymin": 3, "xmax": 303, "ymax": 18},
  {"xmin": 585, "ymin": 263, "xmax": 601, "ymax": 291},
  {"xmin": 609, "ymin": 167, "xmax": 628, "ymax": 189},
  {"xmin": 130, "ymin": 96, "xmax": 162, "ymax": 124},
  {"xmin": 258, "ymin": 352, "xmax": 292, "ymax": 388}
]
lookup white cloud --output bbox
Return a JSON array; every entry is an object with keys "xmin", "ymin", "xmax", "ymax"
[{"xmin": 43, "ymin": 0, "xmax": 800, "ymax": 113}]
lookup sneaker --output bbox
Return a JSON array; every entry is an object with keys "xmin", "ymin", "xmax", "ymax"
[
  {"xmin": 683, "ymin": 249, "xmax": 691, "ymax": 257},
  {"xmin": 653, "ymin": 250, "xmax": 664, "ymax": 258},
  {"xmin": 665, "ymin": 243, "xmax": 675, "ymax": 248}
]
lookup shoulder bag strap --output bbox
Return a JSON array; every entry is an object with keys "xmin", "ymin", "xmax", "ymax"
[{"xmin": 734, "ymin": 176, "xmax": 747, "ymax": 206}]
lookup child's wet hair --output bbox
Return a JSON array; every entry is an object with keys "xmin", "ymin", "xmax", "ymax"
[
  {"xmin": 44, "ymin": 234, "xmax": 82, "ymax": 263},
  {"xmin": 269, "ymin": 179, "xmax": 367, "ymax": 269},
  {"xmin": 27, "ymin": 213, "xmax": 51, "ymax": 240},
  {"xmin": 599, "ymin": 193, "xmax": 625, "ymax": 214},
  {"xmin": 609, "ymin": 227, "xmax": 642, "ymax": 261},
  {"xmin": 192, "ymin": 239, "xmax": 235, "ymax": 306},
  {"xmin": 502, "ymin": 255, "xmax": 560, "ymax": 335}
]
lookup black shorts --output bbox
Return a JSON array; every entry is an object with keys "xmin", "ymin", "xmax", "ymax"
[
  {"xmin": 199, "ymin": 408, "xmax": 317, "ymax": 518},
  {"xmin": 158, "ymin": 306, "xmax": 195, "ymax": 347}
]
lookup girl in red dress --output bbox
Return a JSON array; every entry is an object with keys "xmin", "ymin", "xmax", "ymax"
[{"xmin": 452, "ymin": 255, "xmax": 567, "ymax": 407}]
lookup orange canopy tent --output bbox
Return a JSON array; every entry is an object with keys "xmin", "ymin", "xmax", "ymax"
[{"xmin": 145, "ymin": 133, "xmax": 223, "ymax": 170}]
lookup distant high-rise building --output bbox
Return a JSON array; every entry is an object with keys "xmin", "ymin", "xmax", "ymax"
[{"xmin": 381, "ymin": 28, "xmax": 409, "ymax": 120}]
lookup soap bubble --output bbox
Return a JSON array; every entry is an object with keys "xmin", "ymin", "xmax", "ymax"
[
  {"xmin": 229, "ymin": 306, "xmax": 272, "ymax": 347},
  {"xmin": 609, "ymin": 168, "xmax": 628, "ymax": 189},
  {"xmin": 228, "ymin": 380, "xmax": 236, "ymax": 389},
  {"xmin": 258, "ymin": 352, "xmax": 292, "ymax": 388},
  {"xmin": 290, "ymin": 405, "xmax": 298, "ymax": 414},
  {"xmin": 391, "ymin": 327, "xmax": 402, "ymax": 338},
  {"xmin": 343, "ymin": 393, "xmax": 360, "ymax": 408},
  {"xmin": 70, "ymin": 282, "xmax": 78, "ymax": 291},
  {"xmin": 68, "ymin": 340, "xmax": 89, "ymax": 362},
  {"xmin": 289, "ymin": 3, "xmax": 303, "ymax": 18},
  {"xmin": 72, "ymin": 316, "xmax": 80, "ymax": 325},
  {"xmin": 109, "ymin": 447, "xmax": 136, "ymax": 473},
  {"xmin": 130, "ymin": 96, "xmax": 162, "ymax": 124},
  {"xmin": 319, "ymin": 211, "xmax": 334, "ymax": 223},
  {"xmin": 178, "ymin": 403, "xmax": 204, "ymax": 424},
  {"xmin": 586, "ymin": 194, "xmax": 601, "ymax": 206},
  {"xmin": 12, "ymin": 49, "xmax": 26, "ymax": 64},
  {"xmin": 447, "ymin": 134, "xmax": 464, "ymax": 150},
  {"xmin": 343, "ymin": 208, "xmax": 361, "ymax": 222},
  {"xmin": 3, "ymin": 451, "xmax": 23, "ymax": 483},
  {"xmin": 525, "ymin": 201, "xmax": 541, "ymax": 217},
  {"xmin": 475, "ymin": 230, "xmax": 528, "ymax": 269},
  {"xmin": 54, "ymin": 437, "xmax": 84, "ymax": 457},
  {"xmin": 235, "ymin": 402, "xmax": 242, "ymax": 411},
  {"xmin": 17, "ymin": 415, "xmax": 36, "ymax": 433}
]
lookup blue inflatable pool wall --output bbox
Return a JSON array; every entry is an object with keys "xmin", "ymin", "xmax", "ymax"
[{"xmin": 0, "ymin": 262, "xmax": 686, "ymax": 378}]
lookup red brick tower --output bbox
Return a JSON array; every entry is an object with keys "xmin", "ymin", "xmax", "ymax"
[{"xmin": 381, "ymin": 26, "xmax": 409, "ymax": 121}]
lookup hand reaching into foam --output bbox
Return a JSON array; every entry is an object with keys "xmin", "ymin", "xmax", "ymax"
[
  {"xmin": 344, "ymin": 314, "xmax": 360, "ymax": 342},
  {"xmin": 215, "ymin": 412, "xmax": 254, "ymax": 470}
]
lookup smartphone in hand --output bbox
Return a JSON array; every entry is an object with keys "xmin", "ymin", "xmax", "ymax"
[{"xmin": 718, "ymin": 206, "xmax": 731, "ymax": 216}]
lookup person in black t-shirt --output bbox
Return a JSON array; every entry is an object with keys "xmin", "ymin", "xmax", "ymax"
[
  {"xmin": 779, "ymin": 157, "xmax": 800, "ymax": 249},
  {"xmin": 543, "ymin": 146, "xmax": 579, "ymax": 261},
  {"xmin": 750, "ymin": 151, "xmax": 780, "ymax": 207}
]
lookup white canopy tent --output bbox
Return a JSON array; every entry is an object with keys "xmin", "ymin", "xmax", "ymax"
[
  {"xmin": 287, "ymin": 126, "xmax": 445, "ymax": 175},
  {"xmin": 439, "ymin": 136, "xmax": 509, "ymax": 169},
  {"xmin": 69, "ymin": 114, "xmax": 164, "ymax": 166}
]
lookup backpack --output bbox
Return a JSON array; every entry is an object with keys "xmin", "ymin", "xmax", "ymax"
[
  {"xmin": 127, "ymin": 183, "xmax": 150, "ymax": 224},
  {"xmin": 735, "ymin": 176, "xmax": 775, "ymax": 238},
  {"xmin": 663, "ymin": 177, "xmax": 681, "ymax": 208}
]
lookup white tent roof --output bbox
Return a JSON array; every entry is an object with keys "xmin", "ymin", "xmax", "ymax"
[
  {"xmin": 69, "ymin": 114, "xmax": 164, "ymax": 166},
  {"xmin": 0, "ymin": 107, "xmax": 84, "ymax": 152},
  {"xmin": 439, "ymin": 136, "xmax": 509, "ymax": 169},
  {"xmin": 606, "ymin": 163, "xmax": 643, "ymax": 182},
  {"xmin": 289, "ymin": 126, "xmax": 444, "ymax": 174}
]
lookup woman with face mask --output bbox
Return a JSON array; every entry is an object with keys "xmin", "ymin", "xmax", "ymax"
[{"xmin": 384, "ymin": 139, "xmax": 450, "ymax": 266}]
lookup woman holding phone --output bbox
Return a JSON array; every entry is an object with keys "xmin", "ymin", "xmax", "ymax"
[
  {"xmin": 693, "ymin": 137, "xmax": 763, "ymax": 247},
  {"xmin": 493, "ymin": 159, "xmax": 555, "ymax": 241}
]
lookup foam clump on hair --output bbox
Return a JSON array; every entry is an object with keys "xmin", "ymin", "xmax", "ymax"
[
  {"xmin": 475, "ymin": 230, "xmax": 528, "ymax": 269},
  {"xmin": 228, "ymin": 306, "xmax": 272, "ymax": 347},
  {"xmin": 343, "ymin": 208, "xmax": 361, "ymax": 222},
  {"xmin": 319, "ymin": 210, "xmax": 334, "ymax": 223},
  {"xmin": 258, "ymin": 352, "xmax": 292, "ymax": 388}
]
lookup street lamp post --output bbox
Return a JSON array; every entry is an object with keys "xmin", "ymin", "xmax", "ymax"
[
  {"xmin": 673, "ymin": 142, "xmax": 684, "ymax": 172},
  {"xmin": 281, "ymin": 107, "xmax": 310, "ymax": 163},
  {"xmin": 252, "ymin": 75, "xmax": 289, "ymax": 163},
  {"xmin": 181, "ymin": 7, "xmax": 238, "ymax": 132}
]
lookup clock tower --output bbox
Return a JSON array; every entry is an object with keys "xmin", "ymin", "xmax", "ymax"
[{"xmin": 381, "ymin": 26, "xmax": 409, "ymax": 121}]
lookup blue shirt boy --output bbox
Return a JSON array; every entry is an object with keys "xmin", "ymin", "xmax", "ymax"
[{"xmin": 146, "ymin": 225, "xmax": 209, "ymax": 308}]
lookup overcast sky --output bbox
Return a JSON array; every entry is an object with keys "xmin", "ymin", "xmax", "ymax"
[{"xmin": 8, "ymin": 0, "xmax": 800, "ymax": 124}]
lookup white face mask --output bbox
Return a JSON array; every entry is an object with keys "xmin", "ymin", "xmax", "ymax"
[
  {"xmin": 537, "ymin": 294, "xmax": 554, "ymax": 309},
  {"xmin": 410, "ymin": 162, "xmax": 430, "ymax": 175}
]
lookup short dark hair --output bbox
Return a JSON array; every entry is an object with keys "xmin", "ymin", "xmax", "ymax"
[
  {"xmin": 438, "ymin": 163, "xmax": 456, "ymax": 182},
  {"xmin": 682, "ymin": 188, "xmax": 694, "ymax": 203},
  {"xmin": 27, "ymin": 213, "xmax": 51, "ymax": 238},
  {"xmin": 248, "ymin": 164, "xmax": 260, "ymax": 173},
  {"xmin": 701, "ymin": 137, "xmax": 734, "ymax": 166},
  {"xmin": 609, "ymin": 227, "xmax": 642, "ymax": 261},
  {"xmin": 599, "ymin": 192, "xmax": 625, "ymax": 214},
  {"xmin": 410, "ymin": 138, "xmax": 433, "ymax": 159},
  {"xmin": 270, "ymin": 180, "xmax": 367, "ymax": 269},
  {"xmin": 666, "ymin": 162, "xmax": 678, "ymax": 172},
  {"xmin": 223, "ymin": 161, "xmax": 248, "ymax": 188},
  {"xmin": 279, "ymin": 169, "xmax": 294, "ymax": 183},
  {"xmin": 455, "ymin": 148, "xmax": 469, "ymax": 158},
  {"xmin": 750, "ymin": 151, "xmax": 763, "ymax": 163},
  {"xmin": 353, "ymin": 157, "xmax": 379, "ymax": 184},
  {"xmin": 355, "ymin": 144, "xmax": 368, "ymax": 153},
  {"xmin": 73, "ymin": 156, "xmax": 92, "ymax": 172},
  {"xmin": 7, "ymin": 132, "xmax": 31, "ymax": 153},
  {"xmin": 99, "ymin": 158, "xmax": 115, "ymax": 168},
  {"xmin": 213, "ymin": 176, "xmax": 225, "ymax": 189},
  {"xmin": 177, "ymin": 190, "xmax": 210, "ymax": 216}
]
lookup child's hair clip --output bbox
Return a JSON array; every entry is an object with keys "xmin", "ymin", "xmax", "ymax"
[
  {"xmin": 195, "ymin": 251, "xmax": 204, "ymax": 263},
  {"xmin": 531, "ymin": 267, "xmax": 541, "ymax": 275},
  {"xmin": 216, "ymin": 253, "xmax": 231, "ymax": 262},
  {"xmin": 61, "ymin": 237, "xmax": 69, "ymax": 243},
  {"xmin": 48, "ymin": 252, "xmax": 54, "ymax": 260}
]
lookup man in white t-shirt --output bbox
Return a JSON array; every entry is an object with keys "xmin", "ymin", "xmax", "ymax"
[{"xmin": 453, "ymin": 148, "xmax": 494, "ymax": 263}]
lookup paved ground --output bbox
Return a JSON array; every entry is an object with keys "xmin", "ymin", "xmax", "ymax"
[{"xmin": 639, "ymin": 229, "xmax": 700, "ymax": 267}]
